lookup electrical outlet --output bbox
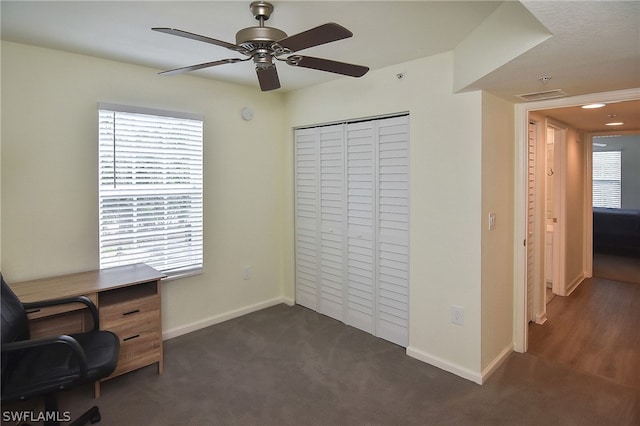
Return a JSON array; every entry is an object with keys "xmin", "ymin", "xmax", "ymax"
[
  {"xmin": 242, "ymin": 266, "xmax": 252, "ymax": 280},
  {"xmin": 451, "ymin": 305, "xmax": 464, "ymax": 326}
]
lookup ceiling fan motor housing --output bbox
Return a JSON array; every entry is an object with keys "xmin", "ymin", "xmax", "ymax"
[
  {"xmin": 235, "ymin": 26, "xmax": 287, "ymax": 49},
  {"xmin": 236, "ymin": 26, "xmax": 287, "ymax": 67}
]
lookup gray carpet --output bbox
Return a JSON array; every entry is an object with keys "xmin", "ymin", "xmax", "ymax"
[{"xmin": 3, "ymin": 304, "xmax": 639, "ymax": 425}]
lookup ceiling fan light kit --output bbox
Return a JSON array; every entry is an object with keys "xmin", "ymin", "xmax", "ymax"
[{"xmin": 153, "ymin": 1, "xmax": 369, "ymax": 91}]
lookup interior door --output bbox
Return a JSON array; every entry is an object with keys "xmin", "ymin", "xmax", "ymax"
[
  {"xmin": 545, "ymin": 124, "xmax": 566, "ymax": 296},
  {"xmin": 527, "ymin": 121, "xmax": 539, "ymax": 322}
]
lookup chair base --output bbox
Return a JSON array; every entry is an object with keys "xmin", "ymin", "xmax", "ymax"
[
  {"xmin": 39, "ymin": 394, "xmax": 102, "ymax": 426},
  {"xmin": 69, "ymin": 405, "xmax": 101, "ymax": 425}
]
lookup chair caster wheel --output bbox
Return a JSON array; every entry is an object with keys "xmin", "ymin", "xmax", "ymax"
[{"xmin": 90, "ymin": 412, "xmax": 101, "ymax": 424}]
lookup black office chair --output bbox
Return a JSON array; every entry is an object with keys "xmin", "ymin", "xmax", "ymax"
[{"xmin": 1, "ymin": 273, "xmax": 120, "ymax": 425}]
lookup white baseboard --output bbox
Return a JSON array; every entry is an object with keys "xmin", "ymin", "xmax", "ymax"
[
  {"xmin": 162, "ymin": 296, "xmax": 294, "ymax": 341},
  {"xmin": 535, "ymin": 312, "xmax": 547, "ymax": 324},
  {"xmin": 282, "ymin": 296, "xmax": 295, "ymax": 306},
  {"xmin": 406, "ymin": 343, "xmax": 513, "ymax": 385},
  {"xmin": 565, "ymin": 274, "xmax": 585, "ymax": 296},
  {"xmin": 406, "ymin": 346, "xmax": 483, "ymax": 384},
  {"xmin": 481, "ymin": 343, "xmax": 513, "ymax": 383}
]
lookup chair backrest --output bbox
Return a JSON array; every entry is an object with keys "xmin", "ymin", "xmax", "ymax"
[
  {"xmin": 1, "ymin": 274, "xmax": 30, "ymax": 345},
  {"xmin": 1, "ymin": 273, "xmax": 31, "ymax": 391}
]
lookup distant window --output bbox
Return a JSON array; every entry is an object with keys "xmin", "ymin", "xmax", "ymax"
[
  {"xmin": 98, "ymin": 103, "xmax": 203, "ymax": 277},
  {"xmin": 592, "ymin": 150, "xmax": 621, "ymax": 208}
]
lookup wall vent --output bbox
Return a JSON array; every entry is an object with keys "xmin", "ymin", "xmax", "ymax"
[{"xmin": 515, "ymin": 89, "xmax": 567, "ymax": 102}]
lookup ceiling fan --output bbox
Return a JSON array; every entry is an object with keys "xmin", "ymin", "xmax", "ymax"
[{"xmin": 152, "ymin": 1, "xmax": 369, "ymax": 91}]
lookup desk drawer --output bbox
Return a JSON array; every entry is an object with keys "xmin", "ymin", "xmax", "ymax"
[
  {"xmin": 26, "ymin": 293, "xmax": 98, "ymax": 320},
  {"xmin": 109, "ymin": 331, "xmax": 162, "ymax": 378},
  {"xmin": 100, "ymin": 295, "xmax": 160, "ymax": 331}
]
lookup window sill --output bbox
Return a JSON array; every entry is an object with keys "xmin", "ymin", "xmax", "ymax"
[{"xmin": 162, "ymin": 268, "xmax": 203, "ymax": 283}]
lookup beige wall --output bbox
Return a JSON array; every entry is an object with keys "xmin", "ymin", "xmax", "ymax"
[
  {"xmin": 480, "ymin": 92, "xmax": 515, "ymax": 372},
  {"xmin": 1, "ymin": 41, "xmax": 289, "ymax": 335}
]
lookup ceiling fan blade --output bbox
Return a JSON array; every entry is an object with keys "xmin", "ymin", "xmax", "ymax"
[
  {"xmin": 159, "ymin": 58, "xmax": 246, "ymax": 76},
  {"xmin": 275, "ymin": 23, "xmax": 353, "ymax": 53},
  {"xmin": 152, "ymin": 28, "xmax": 248, "ymax": 54},
  {"xmin": 286, "ymin": 55, "xmax": 369, "ymax": 77},
  {"xmin": 256, "ymin": 66, "xmax": 281, "ymax": 91}
]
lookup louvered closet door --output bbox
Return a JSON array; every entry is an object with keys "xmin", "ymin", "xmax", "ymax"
[
  {"xmin": 294, "ymin": 124, "xmax": 346, "ymax": 318},
  {"xmin": 345, "ymin": 116, "xmax": 410, "ymax": 346},
  {"xmin": 294, "ymin": 128, "xmax": 319, "ymax": 310},
  {"xmin": 294, "ymin": 115, "xmax": 409, "ymax": 347},
  {"xmin": 317, "ymin": 125, "xmax": 346, "ymax": 320},
  {"xmin": 345, "ymin": 122, "xmax": 376, "ymax": 334},
  {"xmin": 376, "ymin": 116, "xmax": 409, "ymax": 346}
]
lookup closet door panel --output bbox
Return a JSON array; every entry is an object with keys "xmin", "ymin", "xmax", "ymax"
[
  {"xmin": 318, "ymin": 125, "xmax": 345, "ymax": 320},
  {"xmin": 294, "ymin": 128, "xmax": 319, "ymax": 310},
  {"xmin": 345, "ymin": 122, "xmax": 376, "ymax": 333},
  {"xmin": 376, "ymin": 115, "xmax": 410, "ymax": 346}
]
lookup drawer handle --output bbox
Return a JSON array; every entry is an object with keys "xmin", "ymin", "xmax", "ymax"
[
  {"xmin": 122, "ymin": 309, "xmax": 140, "ymax": 316},
  {"xmin": 123, "ymin": 334, "xmax": 140, "ymax": 342},
  {"xmin": 26, "ymin": 309, "xmax": 41, "ymax": 314}
]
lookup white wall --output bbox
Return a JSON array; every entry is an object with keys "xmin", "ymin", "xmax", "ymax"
[
  {"xmin": 284, "ymin": 52, "xmax": 488, "ymax": 381},
  {"xmin": 1, "ymin": 41, "xmax": 289, "ymax": 336}
]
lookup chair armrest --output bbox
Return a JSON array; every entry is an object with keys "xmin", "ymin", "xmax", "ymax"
[
  {"xmin": 1, "ymin": 334, "xmax": 88, "ymax": 380},
  {"xmin": 23, "ymin": 295, "xmax": 100, "ymax": 330}
]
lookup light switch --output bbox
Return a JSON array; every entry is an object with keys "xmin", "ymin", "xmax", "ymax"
[
  {"xmin": 489, "ymin": 213, "xmax": 497, "ymax": 230},
  {"xmin": 242, "ymin": 266, "xmax": 252, "ymax": 280}
]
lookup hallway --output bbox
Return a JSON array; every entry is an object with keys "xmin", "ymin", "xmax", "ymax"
[{"xmin": 528, "ymin": 254, "xmax": 640, "ymax": 389}]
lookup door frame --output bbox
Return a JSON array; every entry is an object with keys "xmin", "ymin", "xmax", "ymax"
[{"xmin": 513, "ymin": 88, "xmax": 640, "ymax": 353}]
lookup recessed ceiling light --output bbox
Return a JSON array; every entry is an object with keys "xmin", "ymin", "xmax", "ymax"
[
  {"xmin": 605, "ymin": 122, "xmax": 624, "ymax": 126},
  {"xmin": 581, "ymin": 103, "xmax": 606, "ymax": 109}
]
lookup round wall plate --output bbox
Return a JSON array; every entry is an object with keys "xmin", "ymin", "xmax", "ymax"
[{"xmin": 241, "ymin": 107, "xmax": 253, "ymax": 121}]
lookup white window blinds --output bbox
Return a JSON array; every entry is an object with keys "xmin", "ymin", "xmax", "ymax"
[
  {"xmin": 593, "ymin": 150, "xmax": 621, "ymax": 208},
  {"xmin": 98, "ymin": 103, "xmax": 203, "ymax": 277}
]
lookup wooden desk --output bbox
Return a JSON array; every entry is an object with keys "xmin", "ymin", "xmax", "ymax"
[{"xmin": 10, "ymin": 264, "xmax": 166, "ymax": 397}]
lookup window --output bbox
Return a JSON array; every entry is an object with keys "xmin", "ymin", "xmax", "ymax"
[
  {"xmin": 592, "ymin": 150, "xmax": 621, "ymax": 208},
  {"xmin": 98, "ymin": 103, "xmax": 203, "ymax": 277}
]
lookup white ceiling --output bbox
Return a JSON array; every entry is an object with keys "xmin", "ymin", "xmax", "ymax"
[{"xmin": 2, "ymin": 1, "xmax": 639, "ymax": 131}]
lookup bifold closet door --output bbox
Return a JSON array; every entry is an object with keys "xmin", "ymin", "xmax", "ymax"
[
  {"xmin": 344, "ymin": 121, "xmax": 376, "ymax": 334},
  {"xmin": 345, "ymin": 116, "xmax": 409, "ymax": 346},
  {"xmin": 294, "ymin": 115, "xmax": 409, "ymax": 347},
  {"xmin": 374, "ymin": 115, "xmax": 409, "ymax": 346},
  {"xmin": 294, "ymin": 124, "xmax": 346, "ymax": 320}
]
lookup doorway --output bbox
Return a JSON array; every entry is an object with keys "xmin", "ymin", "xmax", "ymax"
[
  {"xmin": 526, "ymin": 118, "xmax": 567, "ymax": 325},
  {"xmin": 514, "ymin": 89, "xmax": 640, "ymax": 352}
]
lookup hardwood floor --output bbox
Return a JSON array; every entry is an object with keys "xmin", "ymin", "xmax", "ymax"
[
  {"xmin": 528, "ymin": 254, "xmax": 640, "ymax": 389},
  {"xmin": 593, "ymin": 253, "xmax": 640, "ymax": 284}
]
